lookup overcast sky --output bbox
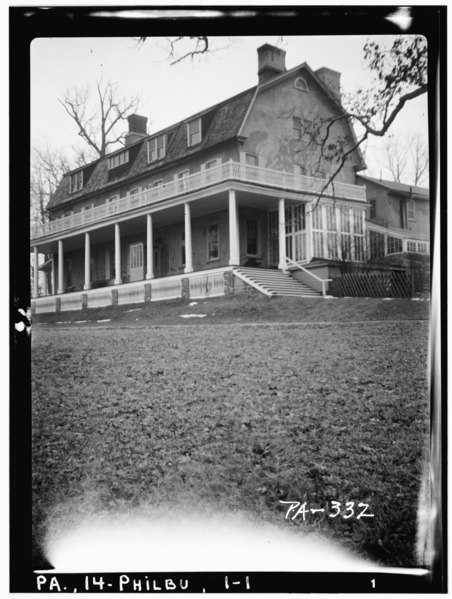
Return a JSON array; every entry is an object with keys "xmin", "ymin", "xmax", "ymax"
[{"xmin": 31, "ymin": 35, "xmax": 429, "ymax": 185}]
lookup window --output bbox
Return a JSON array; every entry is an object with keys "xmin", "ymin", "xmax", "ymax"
[
  {"xmin": 187, "ymin": 118, "xmax": 201, "ymax": 146},
  {"xmin": 69, "ymin": 170, "xmax": 83, "ymax": 193},
  {"xmin": 203, "ymin": 159, "xmax": 220, "ymax": 183},
  {"xmin": 177, "ymin": 170, "xmax": 189, "ymax": 192},
  {"xmin": 108, "ymin": 149, "xmax": 129, "ymax": 170},
  {"xmin": 245, "ymin": 153, "xmax": 258, "ymax": 166},
  {"xmin": 107, "ymin": 196, "xmax": 119, "ymax": 215},
  {"xmin": 418, "ymin": 242, "xmax": 429, "ymax": 254},
  {"xmin": 407, "ymin": 241, "xmax": 417, "ymax": 252},
  {"xmin": 147, "ymin": 135, "xmax": 166, "ymax": 162},
  {"xmin": 293, "ymin": 117, "xmax": 303, "ymax": 140},
  {"xmin": 369, "ymin": 230, "xmax": 385, "ymax": 258},
  {"xmin": 294, "ymin": 118, "xmax": 312, "ymax": 141},
  {"xmin": 82, "ymin": 203, "xmax": 94, "ymax": 212},
  {"xmin": 387, "ymin": 236, "xmax": 403, "ymax": 254},
  {"xmin": 370, "ymin": 199, "xmax": 377, "ymax": 219},
  {"xmin": 207, "ymin": 223, "xmax": 219, "ymax": 260},
  {"xmin": 294, "ymin": 77, "xmax": 308, "ymax": 92},
  {"xmin": 407, "ymin": 200, "xmax": 416, "ymax": 221},
  {"xmin": 295, "ymin": 164, "xmax": 307, "ymax": 176},
  {"xmin": 180, "ymin": 231, "xmax": 186, "ymax": 266},
  {"xmin": 246, "ymin": 219, "xmax": 259, "ymax": 256}
]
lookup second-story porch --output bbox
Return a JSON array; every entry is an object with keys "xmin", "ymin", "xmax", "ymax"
[{"xmin": 31, "ymin": 161, "xmax": 367, "ymax": 299}]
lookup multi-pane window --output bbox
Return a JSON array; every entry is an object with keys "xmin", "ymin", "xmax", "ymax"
[
  {"xmin": 407, "ymin": 241, "xmax": 417, "ymax": 252},
  {"xmin": 407, "ymin": 200, "xmax": 416, "ymax": 221},
  {"xmin": 387, "ymin": 236, "xmax": 403, "ymax": 254},
  {"xmin": 369, "ymin": 230, "xmax": 385, "ymax": 258},
  {"xmin": 311, "ymin": 205, "xmax": 324, "ymax": 258},
  {"xmin": 107, "ymin": 195, "xmax": 119, "ymax": 215},
  {"xmin": 246, "ymin": 219, "xmax": 259, "ymax": 256},
  {"xmin": 147, "ymin": 135, "xmax": 166, "ymax": 162},
  {"xmin": 207, "ymin": 223, "xmax": 219, "ymax": 260},
  {"xmin": 370, "ymin": 199, "xmax": 377, "ymax": 219},
  {"xmin": 293, "ymin": 117, "xmax": 303, "ymax": 140},
  {"xmin": 187, "ymin": 118, "xmax": 202, "ymax": 146},
  {"xmin": 204, "ymin": 159, "xmax": 220, "ymax": 183},
  {"xmin": 177, "ymin": 170, "xmax": 189, "ymax": 192},
  {"xmin": 352, "ymin": 209, "xmax": 364, "ymax": 261},
  {"xmin": 325, "ymin": 205, "xmax": 337, "ymax": 259},
  {"xmin": 108, "ymin": 149, "xmax": 129, "ymax": 170},
  {"xmin": 417, "ymin": 242, "xmax": 428, "ymax": 254},
  {"xmin": 69, "ymin": 170, "xmax": 83, "ymax": 193}
]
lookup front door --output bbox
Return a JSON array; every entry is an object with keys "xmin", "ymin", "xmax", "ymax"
[{"xmin": 129, "ymin": 242, "xmax": 144, "ymax": 282}]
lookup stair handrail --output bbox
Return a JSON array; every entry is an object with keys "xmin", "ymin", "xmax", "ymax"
[{"xmin": 285, "ymin": 257, "xmax": 332, "ymax": 297}]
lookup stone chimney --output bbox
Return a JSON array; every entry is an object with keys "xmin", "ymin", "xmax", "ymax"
[
  {"xmin": 124, "ymin": 114, "xmax": 148, "ymax": 146},
  {"xmin": 315, "ymin": 67, "xmax": 341, "ymax": 101},
  {"xmin": 257, "ymin": 44, "xmax": 286, "ymax": 84}
]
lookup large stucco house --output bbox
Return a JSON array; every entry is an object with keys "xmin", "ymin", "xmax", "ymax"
[{"xmin": 31, "ymin": 44, "xmax": 370, "ymax": 313}]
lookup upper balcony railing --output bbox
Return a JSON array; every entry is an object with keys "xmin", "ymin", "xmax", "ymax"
[{"xmin": 31, "ymin": 160, "xmax": 367, "ymax": 240}]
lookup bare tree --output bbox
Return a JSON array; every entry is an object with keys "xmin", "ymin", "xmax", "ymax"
[
  {"xmin": 409, "ymin": 133, "xmax": 429, "ymax": 186},
  {"xmin": 293, "ymin": 35, "xmax": 428, "ymax": 203},
  {"xmin": 30, "ymin": 145, "xmax": 75, "ymax": 294},
  {"xmin": 377, "ymin": 132, "xmax": 429, "ymax": 186},
  {"xmin": 59, "ymin": 78, "xmax": 141, "ymax": 157},
  {"xmin": 380, "ymin": 134, "xmax": 409, "ymax": 183},
  {"xmin": 31, "ymin": 145, "xmax": 72, "ymax": 229}
]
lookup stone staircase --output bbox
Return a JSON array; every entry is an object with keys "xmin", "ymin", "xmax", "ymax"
[{"xmin": 234, "ymin": 267, "xmax": 321, "ymax": 298}]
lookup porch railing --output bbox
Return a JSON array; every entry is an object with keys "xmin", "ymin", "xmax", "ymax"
[
  {"xmin": 31, "ymin": 161, "xmax": 366, "ymax": 240},
  {"xmin": 285, "ymin": 256, "xmax": 332, "ymax": 297}
]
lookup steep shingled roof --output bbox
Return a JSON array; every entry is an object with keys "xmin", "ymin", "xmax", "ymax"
[
  {"xmin": 357, "ymin": 175, "xmax": 429, "ymax": 199},
  {"xmin": 47, "ymin": 86, "xmax": 257, "ymax": 210}
]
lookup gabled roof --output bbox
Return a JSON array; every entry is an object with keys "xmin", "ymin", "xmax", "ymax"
[
  {"xmin": 357, "ymin": 175, "xmax": 429, "ymax": 199},
  {"xmin": 48, "ymin": 86, "xmax": 257, "ymax": 210}
]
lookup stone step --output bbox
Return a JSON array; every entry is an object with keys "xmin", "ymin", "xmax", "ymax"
[{"xmin": 234, "ymin": 267, "xmax": 322, "ymax": 298}]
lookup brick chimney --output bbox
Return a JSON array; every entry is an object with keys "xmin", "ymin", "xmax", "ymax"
[
  {"xmin": 124, "ymin": 114, "xmax": 148, "ymax": 146},
  {"xmin": 315, "ymin": 67, "xmax": 341, "ymax": 101},
  {"xmin": 257, "ymin": 44, "xmax": 286, "ymax": 84}
]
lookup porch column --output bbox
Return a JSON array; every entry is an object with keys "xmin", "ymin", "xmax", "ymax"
[
  {"xmin": 51, "ymin": 253, "xmax": 55, "ymax": 295},
  {"xmin": 114, "ymin": 223, "xmax": 122, "ymax": 285},
  {"xmin": 184, "ymin": 202, "xmax": 193, "ymax": 273},
  {"xmin": 84, "ymin": 232, "xmax": 91, "ymax": 290},
  {"xmin": 57, "ymin": 239, "xmax": 64, "ymax": 294},
  {"xmin": 228, "ymin": 189, "xmax": 240, "ymax": 265},
  {"xmin": 306, "ymin": 204, "xmax": 313, "ymax": 262},
  {"xmin": 278, "ymin": 198, "xmax": 287, "ymax": 270},
  {"xmin": 33, "ymin": 246, "xmax": 39, "ymax": 298},
  {"xmin": 146, "ymin": 213, "xmax": 154, "ymax": 279}
]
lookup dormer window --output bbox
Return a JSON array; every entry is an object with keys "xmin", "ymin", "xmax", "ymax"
[
  {"xmin": 108, "ymin": 149, "xmax": 129, "ymax": 170},
  {"xmin": 148, "ymin": 134, "xmax": 167, "ymax": 162},
  {"xmin": 187, "ymin": 118, "xmax": 202, "ymax": 147},
  {"xmin": 69, "ymin": 170, "xmax": 83, "ymax": 193}
]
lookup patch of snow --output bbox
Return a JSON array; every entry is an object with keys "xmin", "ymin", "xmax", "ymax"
[
  {"xmin": 179, "ymin": 314, "xmax": 207, "ymax": 318},
  {"xmin": 125, "ymin": 308, "xmax": 141, "ymax": 312},
  {"xmin": 74, "ymin": 320, "xmax": 87, "ymax": 324},
  {"xmin": 189, "ymin": 302, "xmax": 198, "ymax": 306},
  {"xmin": 382, "ymin": 298, "xmax": 393, "ymax": 301},
  {"xmin": 97, "ymin": 319, "xmax": 111, "ymax": 323}
]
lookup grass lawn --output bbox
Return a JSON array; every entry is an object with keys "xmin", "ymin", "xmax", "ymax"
[{"xmin": 32, "ymin": 298, "xmax": 430, "ymax": 570}]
